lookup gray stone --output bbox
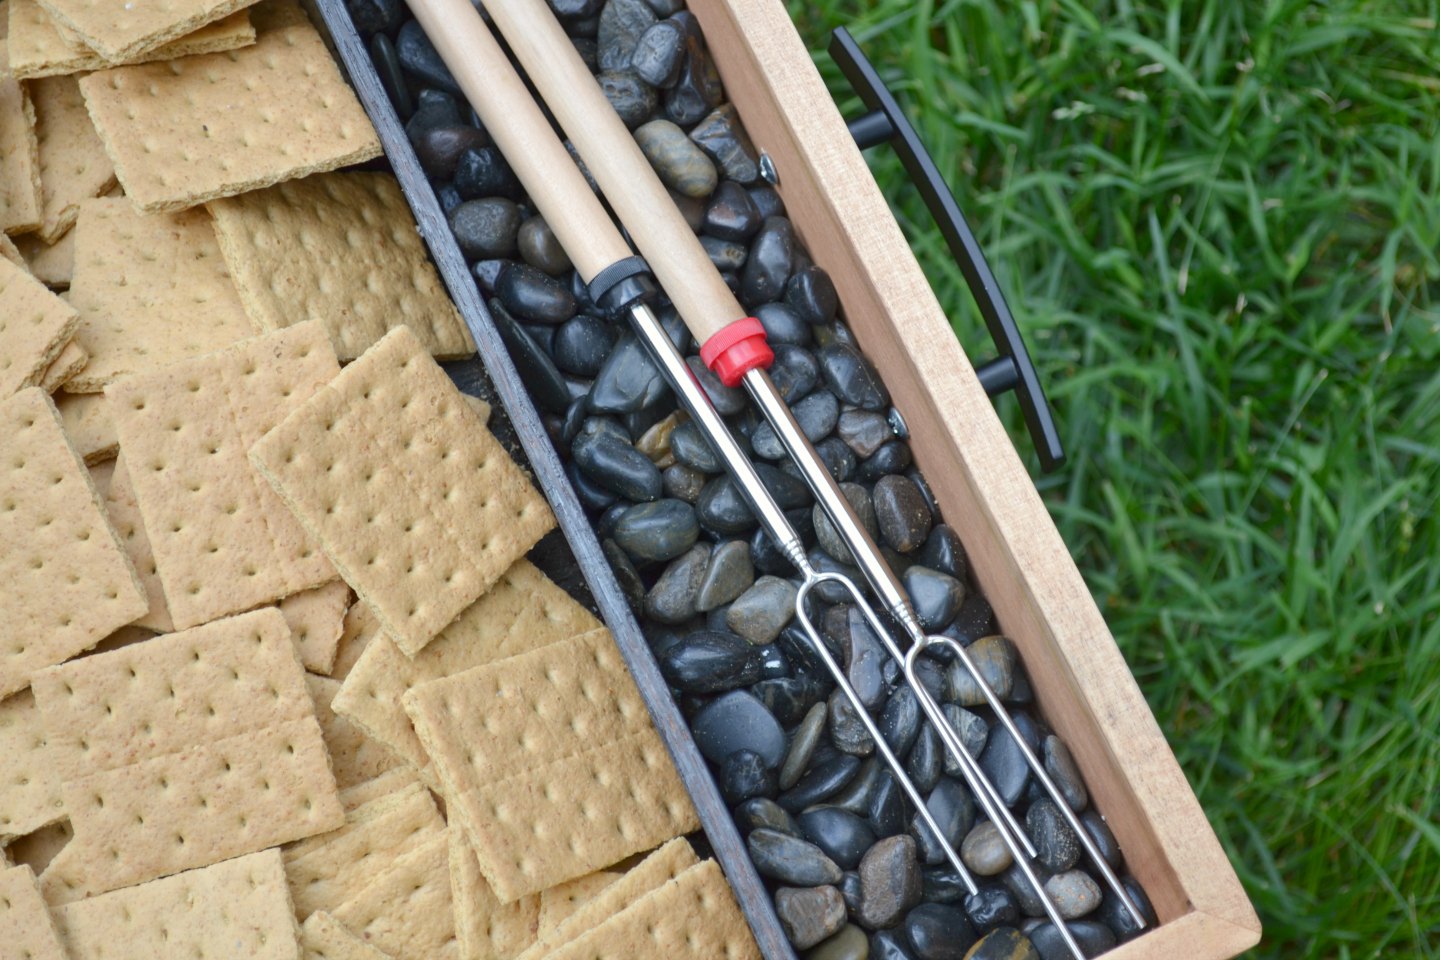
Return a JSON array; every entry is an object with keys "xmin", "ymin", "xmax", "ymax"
[
  {"xmin": 1026, "ymin": 799, "xmax": 1082, "ymax": 872},
  {"xmin": 689, "ymin": 103, "xmax": 760, "ymax": 183},
  {"xmin": 727, "ymin": 575, "xmax": 798, "ymax": 644},
  {"xmin": 940, "ymin": 705, "xmax": 990, "ymax": 778},
  {"xmin": 598, "ymin": 69, "xmax": 657, "ymax": 129},
  {"xmin": 612, "ymin": 499, "xmax": 699, "ymax": 563},
  {"xmin": 748, "ymin": 828, "xmax": 843, "ymax": 886},
  {"xmin": 692, "ymin": 690, "xmax": 785, "ymax": 766},
  {"xmin": 629, "ymin": 19, "xmax": 684, "ymax": 87},
  {"xmin": 960, "ymin": 821, "xmax": 1013, "ymax": 877},
  {"xmin": 517, "ymin": 216, "xmax": 573, "ymax": 276},
  {"xmin": 695, "ymin": 539, "xmax": 754, "ymax": 612},
  {"xmin": 947, "ymin": 636, "xmax": 1016, "ymax": 707},
  {"xmin": 779, "ymin": 701, "xmax": 827, "ymax": 790},
  {"xmin": 635, "ymin": 119, "xmax": 718, "ymax": 198},
  {"xmin": 643, "ymin": 543, "xmax": 711, "ymax": 624},
  {"xmin": 857, "ymin": 835, "xmax": 922, "ymax": 929},
  {"xmin": 776, "ymin": 885, "xmax": 847, "ymax": 950},
  {"xmin": 597, "ymin": 0, "xmax": 656, "ymax": 71},
  {"xmin": 813, "ymin": 482, "xmax": 879, "ymax": 566},
  {"xmin": 806, "ymin": 924, "xmax": 870, "ymax": 960},
  {"xmin": 872, "ymin": 475, "xmax": 933, "ymax": 554},
  {"xmin": 1042, "ymin": 870, "xmax": 1101, "ymax": 920},
  {"xmin": 1043, "ymin": 735, "xmax": 1089, "ymax": 812},
  {"xmin": 837, "ymin": 409, "xmax": 894, "ymax": 459}
]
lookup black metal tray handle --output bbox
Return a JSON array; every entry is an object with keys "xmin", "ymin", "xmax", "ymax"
[{"xmin": 829, "ymin": 27, "xmax": 1065, "ymax": 473}]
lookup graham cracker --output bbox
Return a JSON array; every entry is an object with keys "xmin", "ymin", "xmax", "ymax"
[
  {"xmin": 338, "ymin": 768, "xmax": 422, "ymax": 813},
  {"xmin": 0, "ymin": 231, "xmax": 22, "ymax": 266},
  {"xmin": 8, "ymin": 0, "xmax": 256, "ymax": 79},
  {"xmin": 29, "ymin": 74, "xmax": 116, "ymax": 243},
  {"xmin": 5, "ymin": 817, "xmax": 71, "ymax": 875},
  {"xmin": 84, "ymin": 624, "xmax": 156, "ymax": 658},
  {"xmin": 538, "ymin": 860, "xmax": 759, "ymax": 960},
  {"xmin": 79, "ymin": 2, "xmax": 381, "ymax": 214},
  {"xmin": 65, "ymin": 197, "xmax": 257, "ymax": 392},
  {"xmin": 0, "ymin": 690, "xmax": 64, "ymax": 841},
  {"xmin": 106, "ymin": 322, "xmax": 340, "ymax": 630},
  {"xmin": 0, "ymin": 388, "xmax": 145, "ymax": 698},
  {"xmin": 285, "ymin": 781, "xmax": 444, "ymax": 919},
  {"xmin": 0, "ymin": 256, "xmax": 79, "ymax": 397},
  {"xmin": 209, "ymin": 171, "xmax": 474, "ymax": 362},
  {"xmin": 0, "ymin": 863, "xmax": 67, "ymax": 960},
  {"xmin": 538, "ymin": 870, "xmax": 622, "ymax": 937},
  {"xmin": 333, "ymin": 830, "xmax": 458, "ymax": 960},
  {"xmin": 101, "ymin": 453, "xmax": 172, "ymax": 632},
  {"xmin": 30, "ymin": 607, "xmax": 344, "ymax": 899},
  {"xmin": 403, "ymin": 628, "xmax": 698, "ymax": 902},
  {"xmin": 306, "ymin": 674, "xmax": 400, "ymax": 790},
  {"xmin": 35, "ymin": 0, "xmax": 261, "ymax": 61},
  {"xmin": 0, "ymin": 36, "xmax": 42, "ymax": 235},
  {"xmin": 518, "ymin": 839, "xmax": 700, "ymax": 960},
  {"xmin": 55, "ymin": 389, "xmax": 114, "ymax": 462},
  {"xmin": 14, "ymin": 222, "xmax": 73, "ymax": 287},
  {"xmin": 281, "ymin": 581, "xmax": 351, "ymax": 674},
  {"xmin": 449, "ymin": 824, "xmax": 540, "ymax": 960},
  {"xmin": 332, "ymin": 560, "xmax": 599, "ymax": 773},
  {"xmin": 330, "ymin": 599, "xmax": 380, "ymax": 681},
  {"xmin": 250, "ymin": 326, "xmax": 556, "ymax": 656},
  {"xmin": 37, "ymin": 337, "xmax": 85, "ymax": 391},
  {"xmin": 302, "ymin": 911, "xmax": 395, "ymax": 960},
  {"xmin": 85, "ymin": 452, "xmax": 113, "ymax": 497},
  {"xmin": 51, "ymin": 848, "xmax": 302, "ymax": 960}
]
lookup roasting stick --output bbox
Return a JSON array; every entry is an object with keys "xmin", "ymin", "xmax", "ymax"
[
  {"xmin": 401, "ymin": 0, "xmax": 985, "ymax": 896},
  {"xmin": 471, "ymin": 0, "xmax": 1144, "ymax": 944}
]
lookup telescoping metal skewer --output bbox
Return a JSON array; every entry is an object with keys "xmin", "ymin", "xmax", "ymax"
[{"xmin": 403, "ymin": 0, "xmax": 1145, "ymax": 955}]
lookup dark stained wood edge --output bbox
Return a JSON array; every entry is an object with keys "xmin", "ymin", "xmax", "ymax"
[{"xmin": 308, "ymin": 3, "xmax": 798, "ymax": 958}]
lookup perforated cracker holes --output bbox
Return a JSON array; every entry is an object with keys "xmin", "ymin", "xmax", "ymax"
[{"xmin": 250, "ymin": 325, "xmax": 555, "ymax": 656}]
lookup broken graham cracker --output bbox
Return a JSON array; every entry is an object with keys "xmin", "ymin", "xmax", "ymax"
[
  {"xmin": 30, "ymin": 73, "xmax": 116, "ymax": 243},
  {"xmin": 518, "ymin": 838, "xmax": 700, "ymax": 960},
  {"xmin": 0, "ymin": 256, "xmax": 79, "ymax": 397},
  {"xmin": 332, "ymin": 830, "xmax": 458, "ymax": 960},
  {"xmin": 538, "ymin": 869, "xmax": 623, "ymax": 938},
  {"xmin": 450, "ymin": 825, "xmax": 540, "ymax": 960},
  {"xmin": 403, "ymin": 627, "xmax": 699, "ymax": 902},
  {"xmin": 7, "ymin": 0, "xmax": 256, "ymax": 79},
  {"xmin": 55, "ymin": 389, "xmax": 115, "ymax": 462},
  {"xmin": 36, "ymin": 0, "xmax": 260, "ymax": 61},
  {"xmin": 281, "ymin": 580, "xmax": 352, "ymax": 674},
  {"xmin": 65, "ymin": 197, "xmax": 257, "ymax": 392},
  {"xmin": 0, "ymin": 231, "xmax": 23, "ymax": 266},
  {"xmin": 79, "ymin": 2, "xmax": 381, "ymax": 214},
  {"xmin": 0, "ymin": 34, "xmax": 43, "ymax": 236},
  {"xmin": 0, "ymin": 864, "xmax": 67, "ymax": 960},
  {"xmin": 0, "ymin": 388, "xmax": 145, "ymax": 699},
  {"xmin": 50, "ymin": 849, "xmax": 302, "ymax": 960},
  {"xmin": 302, "ymin": 911, "xmax": 396, "ymax": 960},
  {"xmin": 209, "ymin": 171, "xmax": 474, "ymax": 362},
  {"xmin": 107, "ymin": 322, "xmax": 340, "ymax": 630},
  {"xmin": 14, "ymin": 223, "xmax": 74, "ymax": 287},
  {"xmin": 102, "ymin": 454, "xmax": 172, "ymax": 632},
  {"xmin": 330, "ymin": 599, "xmax": 381, "ymax": 681},
  {"xmin": 37, "ymin": 337, "xmax": 85, "ymax": 392},
  {"xmin": 332, "ymin": 559, "xmax": 600, "ymax": 772},
  {"xmin": 6, "ymin": 817, "xmax": 72, "ymax": 875},
  {"xmin": 538, "ymin": 860, "xmax": 759, "ymax": 960},
  {"xmin": 251, "ymin": 325, "xmax": 555, "ymax": 656},
  {"xmin": 337, "ymin": 767, "xmax": 423, "ymax": 813},
  {"xmin": 30, "ymin": 607, "xmax": 344, "ymax": 900},
  {"xmin": 0, "ymin": 689, "xmax": 64, "ymax": 841},
  {"xmin": 306, "ymin": 674, "xmax": 400, "ymax": 790},
  {"xmin": 284, "ymin": 781, "xmax": 444, "ymax": 920}
]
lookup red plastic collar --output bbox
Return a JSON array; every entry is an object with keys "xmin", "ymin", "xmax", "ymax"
[{"xmin": 699, "ymin": 317, "xmax": 773, "ymax": 387}]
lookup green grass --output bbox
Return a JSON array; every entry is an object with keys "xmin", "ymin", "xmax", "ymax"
[{"xmin": 787, "ymin": 1, "xmax": 1440, "ymax": 956}]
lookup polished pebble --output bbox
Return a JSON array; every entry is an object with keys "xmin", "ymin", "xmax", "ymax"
[
  {"xmin": 858, "ymin": 835, "xmax": 923, "ymax": 929},
  {"xmin": 749, "ymin": 828, "xmax": 844, "ymax": 886},
  {"xmin": 777, "ymin": 885, "xmax": 848, "ymax": 950}
]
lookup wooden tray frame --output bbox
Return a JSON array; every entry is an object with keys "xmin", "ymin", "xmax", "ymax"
[
  {"xmin": 309, "ymin": 0, "xmax": 1261, "ymax": 956},
  {"xmin": 689, "ymin": 1, "xmax": 1262, "ymax": 957}
]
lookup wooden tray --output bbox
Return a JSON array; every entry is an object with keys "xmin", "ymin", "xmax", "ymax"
[{"xmin": 309, "ymin": 0, "xmax": 1262, "ymax": 956}]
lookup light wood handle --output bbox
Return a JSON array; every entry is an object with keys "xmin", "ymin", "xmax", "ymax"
[
  {"xmin": 404, "ymin": 0, "xmax": 630, "ymax": 281},
  {"xmin": 480, "ymin": 0, "xmax": 750, "ymax": 345}
]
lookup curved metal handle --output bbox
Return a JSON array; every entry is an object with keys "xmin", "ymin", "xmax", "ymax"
[{"xmin": 829, "ymin": 27, "xmax": 1065, "ymax": 473}]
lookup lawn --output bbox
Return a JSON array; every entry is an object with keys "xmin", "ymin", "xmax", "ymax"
[{"xmin": 787, "ymin": 1, "xmax": 1440, "ymax": 956}]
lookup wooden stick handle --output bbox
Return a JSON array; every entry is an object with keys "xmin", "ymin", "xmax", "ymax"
[
  {"xmin": 403, "ymin": 0, "xmax": 630, "ymax": 281},
  {"xmin": 479, "ymin": 0, "xmax": 750, "ymax": 346}
]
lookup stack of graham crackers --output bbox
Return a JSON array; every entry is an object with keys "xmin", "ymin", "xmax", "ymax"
[{"xmin": 0, "ymin": 1, "xmax": 761, "ymax": 957}]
